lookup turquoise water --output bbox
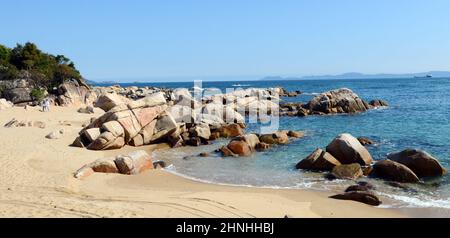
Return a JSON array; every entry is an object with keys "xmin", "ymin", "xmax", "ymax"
[{"xmin": 104, "ymin": 78, "xmax": 450, "ymax": 210}]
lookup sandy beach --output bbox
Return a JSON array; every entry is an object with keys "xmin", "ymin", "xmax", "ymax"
[{"xmin": 0, "ymin": 105, "xmax": 408, "ymax": 218}]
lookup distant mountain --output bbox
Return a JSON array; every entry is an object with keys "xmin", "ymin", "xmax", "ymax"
[{"xmin": 261, "ymin": 71, "xmax": 450, "ymax": 81}]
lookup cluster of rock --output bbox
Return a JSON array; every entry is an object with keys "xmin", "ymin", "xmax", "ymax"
[
  {"xmin": 74, "ymin": 150, "xmax": 160, "ymax": 179},
  {"xmin": 219, "ymin": 131, "xmax": 304, "ymax": 157},
  {"xmin": 296, "ymin": 133, "xmax": 447, "ymax": 206},
  {"xmin": 280, "ymin": 88, "xmax": 388, "ymax": 117},
  {"xmin": 0, "ymin": 71, "xmax": 97, "ymax": 106},
  {"xmin": 3, "ymin": 118, "xmax": 46, "ymax": 129},
  {"xmin": 73, "ymin": 86, "xmax": 295, "ymax": 150},
  {"xmin": 330, "ymin": 182, "xmax": 381, "ymax": 206}
]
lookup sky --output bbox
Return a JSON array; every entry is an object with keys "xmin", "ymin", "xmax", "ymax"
[{"xmin": 1, "ymin": 0, "xmax": 450, "ymax": 82}]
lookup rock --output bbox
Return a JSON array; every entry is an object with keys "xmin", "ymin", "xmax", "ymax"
[
  {"xmin": 87, "ymin": 132, "xmax": 125, "ymax": 150},
  {"xmin": 387, "ymin": 149, "xmax": 447, "ymax": 178},
  {"xmin": 330, "ymin": 163, "xmax": 363, "ymax": 180},
  {"xmin": 357, "ymin": 137, "xmax": 375, "ymax": 146},
  {"xmin": 129, "ymin": 134, "xmax": 144, "ymax": 147},
  {"xmin": 209, "ymin": 131, "xmax": 221, "ymax": 140},
  {"xmin": 287, "ymin": 131, "xmax": 304, "ymax": 138},
  {"xmin": 190, "ymin": 123, "xmax": 211, "ymax": 140},
  {"xmin": 90, "ymin": 157, "xmax": 119, "ymax": 173},
  {"xmin": 234, "ymin": 134, "xmax": 260, "ymax": 150},
  {"xmin": 153, "ymin": 160, "xmax": 167, "ymax": 169},
  {"xmin": 199, "ymin": 152, "xmax": 210, "ymax": 157},
  {"xmin": 168, "ymin": 134, "xmax": 184, "ymax": 148},
  {"xmin": 217, "ymin": 123, "xmax": 244, "ymax": 138},
  {"xmin": 151, "ymin": 112, "xmax": 178, "ymax": 143},
  {"xmin": 82, "ymin": 128, "xmax": 101, "ymax": 143},
  {"xmin": 220, "ymin": 146, "xmax": 237, "ymax": 157},
  {"xmin": 56, "ymin": 79, "xmax": 97, "ymax": 106},
  {"xmin": 185, "ymin": 137, "xmax": 202, "ymax": 147},
  {"xmin": 305, "ymin": 88, "xmax": 369, "ymax": 114},
  {"xmin": 94, "ymin": 93, "xmax": 128, "ymax": 112},
  {"xmin": 73, "ymin": 166, "xmax": 95, "ymax": 179},
  {"xmin": 255, "ymin": 142, "xmax": 270, "ymax": 151},
  {"xmin": 362, "ymin": 166, "xmax": 374, "ymax": 176},
  {"xmin": 369, "ymin": 99, "xmax": 389, "ymax": 107},
  {"xmin": 168, "ymin": 105, "xmax": 197, "ymax": 124},
  {"xmin": 297, "ymin": 108, "xmax": 310, "ymax": 117},
  {"xmin": 345, "ymin": 185, "xmax": 371, "ymax": 192},
  {"xmin": 72, "ymin": 136, "xmax": 84, "ymax": 148},
  {"xmin": 259, "ymin": 131, "xmax": 289, "ymax": 145},
  {"xmin": 3, "ymin": 87, "xmax": 33, "ymax": 104},
  {"xmin": 227, "ymin": 140, "xmax": 252, "ymax": 156},
  {"xmin": 330, "ymin": 191, "xmax": 382, "ymax": 206},
  {"xmin": 127, "ymin": 92, "xmax": 166, "ymax": 109},
  {"xmin": 296, "ymin": 148, "xmax": 342, "ymax": 171},
  {"xmin": 101, "ymin": 121, "xmax": 124, "ymax": 137},
  {"xmin": 326, "ymin": 133, "xmax": 373, "ymax": 165},
  {"xmin": 114, "ymin": 150, "xmax": 153, "ymax": 175},
  {"xmin": 0, "ymin": 98, "xmax": 13, "ymax": 110},
  {"xmin": 372, "ymin": 159, "xmax": 420, "ymax": 183},
  {"xmin": 78, "ymin": 106, "xmax": 95, "ymax": 114},
  {"xmin": 45, "ymin": 131, "xmax": 61, "ymax": 140}
]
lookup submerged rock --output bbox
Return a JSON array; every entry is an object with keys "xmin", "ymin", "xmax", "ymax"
[{"xmin": 357, "ymin": 137, "xmax": 375, "ymax": 146}]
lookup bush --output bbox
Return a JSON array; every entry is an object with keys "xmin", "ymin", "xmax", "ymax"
[
  {"xmin": 30, "ymin": 88, "xmax": 47, "ymax": 101},
  {"xmin": 1, "ymin": 42, "xmax": 83, "ymax": 88}
]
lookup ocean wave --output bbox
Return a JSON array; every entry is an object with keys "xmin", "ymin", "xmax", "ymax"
[{"xmin": 379, "ymin": 192, "xmax": 450, "ymax": 209}]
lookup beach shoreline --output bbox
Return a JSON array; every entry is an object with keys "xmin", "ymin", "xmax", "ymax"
[{"xmin": 0, "ymin": 105, "xmax": 413, "ymax": 218}]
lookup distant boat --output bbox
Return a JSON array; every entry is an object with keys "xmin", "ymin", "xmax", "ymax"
[
  {"xmin": 232, "ymin": 83, "xmax": 251, "ymax": 87},
  {"xmin": 414, "ymin": 74, "xmax": 432, "ymax": 78}
]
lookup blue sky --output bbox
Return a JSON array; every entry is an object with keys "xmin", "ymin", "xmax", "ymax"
[{"xmin": 1, "ymin": 0, "xmax": 450, "ymax": 82}]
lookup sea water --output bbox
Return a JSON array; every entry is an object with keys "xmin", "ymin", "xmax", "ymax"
[{"xmin": 98, "ymin": 77, "xmax": 450, "ymax": 211}]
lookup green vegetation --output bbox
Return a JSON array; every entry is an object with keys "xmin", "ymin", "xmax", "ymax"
[
  {"xmin": 0, "ymin": 42, "xmax": 82, "ymax": 89},
  {"xmin": 30, "ymin": 88, "xmax": 47, "ymax": 101}
]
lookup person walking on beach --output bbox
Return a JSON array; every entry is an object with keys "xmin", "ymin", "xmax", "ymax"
[{"xmin": 42, "ymin": 98, "xmax": 50, "ymax": 112}]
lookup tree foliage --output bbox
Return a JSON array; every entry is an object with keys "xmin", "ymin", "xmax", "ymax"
[{"xmin": 0, "ymin": 42, "xmax": 82, "ymax": 89}]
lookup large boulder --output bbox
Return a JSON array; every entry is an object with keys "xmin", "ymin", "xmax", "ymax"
[
  {"xmin": 190, "ymin": 123, "xmax": 211, "ymax": 140},
  {"xmin": 114, "ymin": 150, "xmax": 154, "ymax": 175},
  {"xmin": 372, "ymin": 159, "xmax": 420, "ymax": 183},
  {"xmin": 387, "ymin": 149, "xmax": 446, "ymax": 178},
  {"xmin": 151, "ymin": 112, "xmax": 178, "ymax": 143},
  {"xmin": 330, "ymin": 163, "xmax": 363, "ymax": 180},
  {"xmin": 305, "ymin": 88, "xmax": 369, "ymax": 114},
  {"xmin": 56, "ymin": 79, "xmax": 97, "ymax": 106},
  {"xmin": 296, "ymin": 148, "xmax": 341, "ymax": 171},
  {"xmin": 3, "ymin": 87, "xmax": 33, "ymax": 104},
  {"xmin": 227, "ymin": 140, "xmax": 252, "ymax": 157},
  {"xmin": 216, "ymin": 123, "xmax": 244, "ymax": 138},
  {"xmin": 234, "ymin": 134, "xmax": 260, "ymax": 150},
  {"xmin": 202, "ymin": 103, "xmax": 245, "ymax": 124},
  {"xmin": 94, "ymin": 93, "xmax": 129, "ymax": 112},
  {"xmin": 326, "ymin": 133, "xmax": 373, "ymax": 165}
]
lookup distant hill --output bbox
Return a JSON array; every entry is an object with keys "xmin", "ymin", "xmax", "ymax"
[{"xmin": 261, "ymin": 71, "xmax": 450, "ymax": 81}]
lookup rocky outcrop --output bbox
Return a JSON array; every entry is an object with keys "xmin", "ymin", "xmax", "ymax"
[
  {"xmin": 387, "ymin": 149, "xmax": 447, "ymax": 178},
  {"xmin": 74, "ymin": 92, "xmax": 170, "ymax": 150},
  {"xmin": 305, "ymin": 88, "xmax": 369, "ymax": 114},
  {"xmin": 74, "ymin": 150, "xmax": 154, "ymax": 179},
  {"xmin": 56, "ymin": 79, "xmax": 97, "ymax": 106},
  {"xmin": 369, "ymin": 99, "xmax": 389, "ymax": 108},
  {"xmin": 259, "ymin": 131, "xmax": 289, "ymax": 145},
  {"xmin": 1, "ymin": 79, "xmax": 34, "ymax": 104},
  {"xmin": 372, "ymin": 160, "xmax": 420, "ymax": 183},
  {"xmin": 326, "ymin": 133, "xmax": 373, "ymax": 165},
  {"xmin": 296, "ymin": 148, "xmax": 341, "ymax": 171}
]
